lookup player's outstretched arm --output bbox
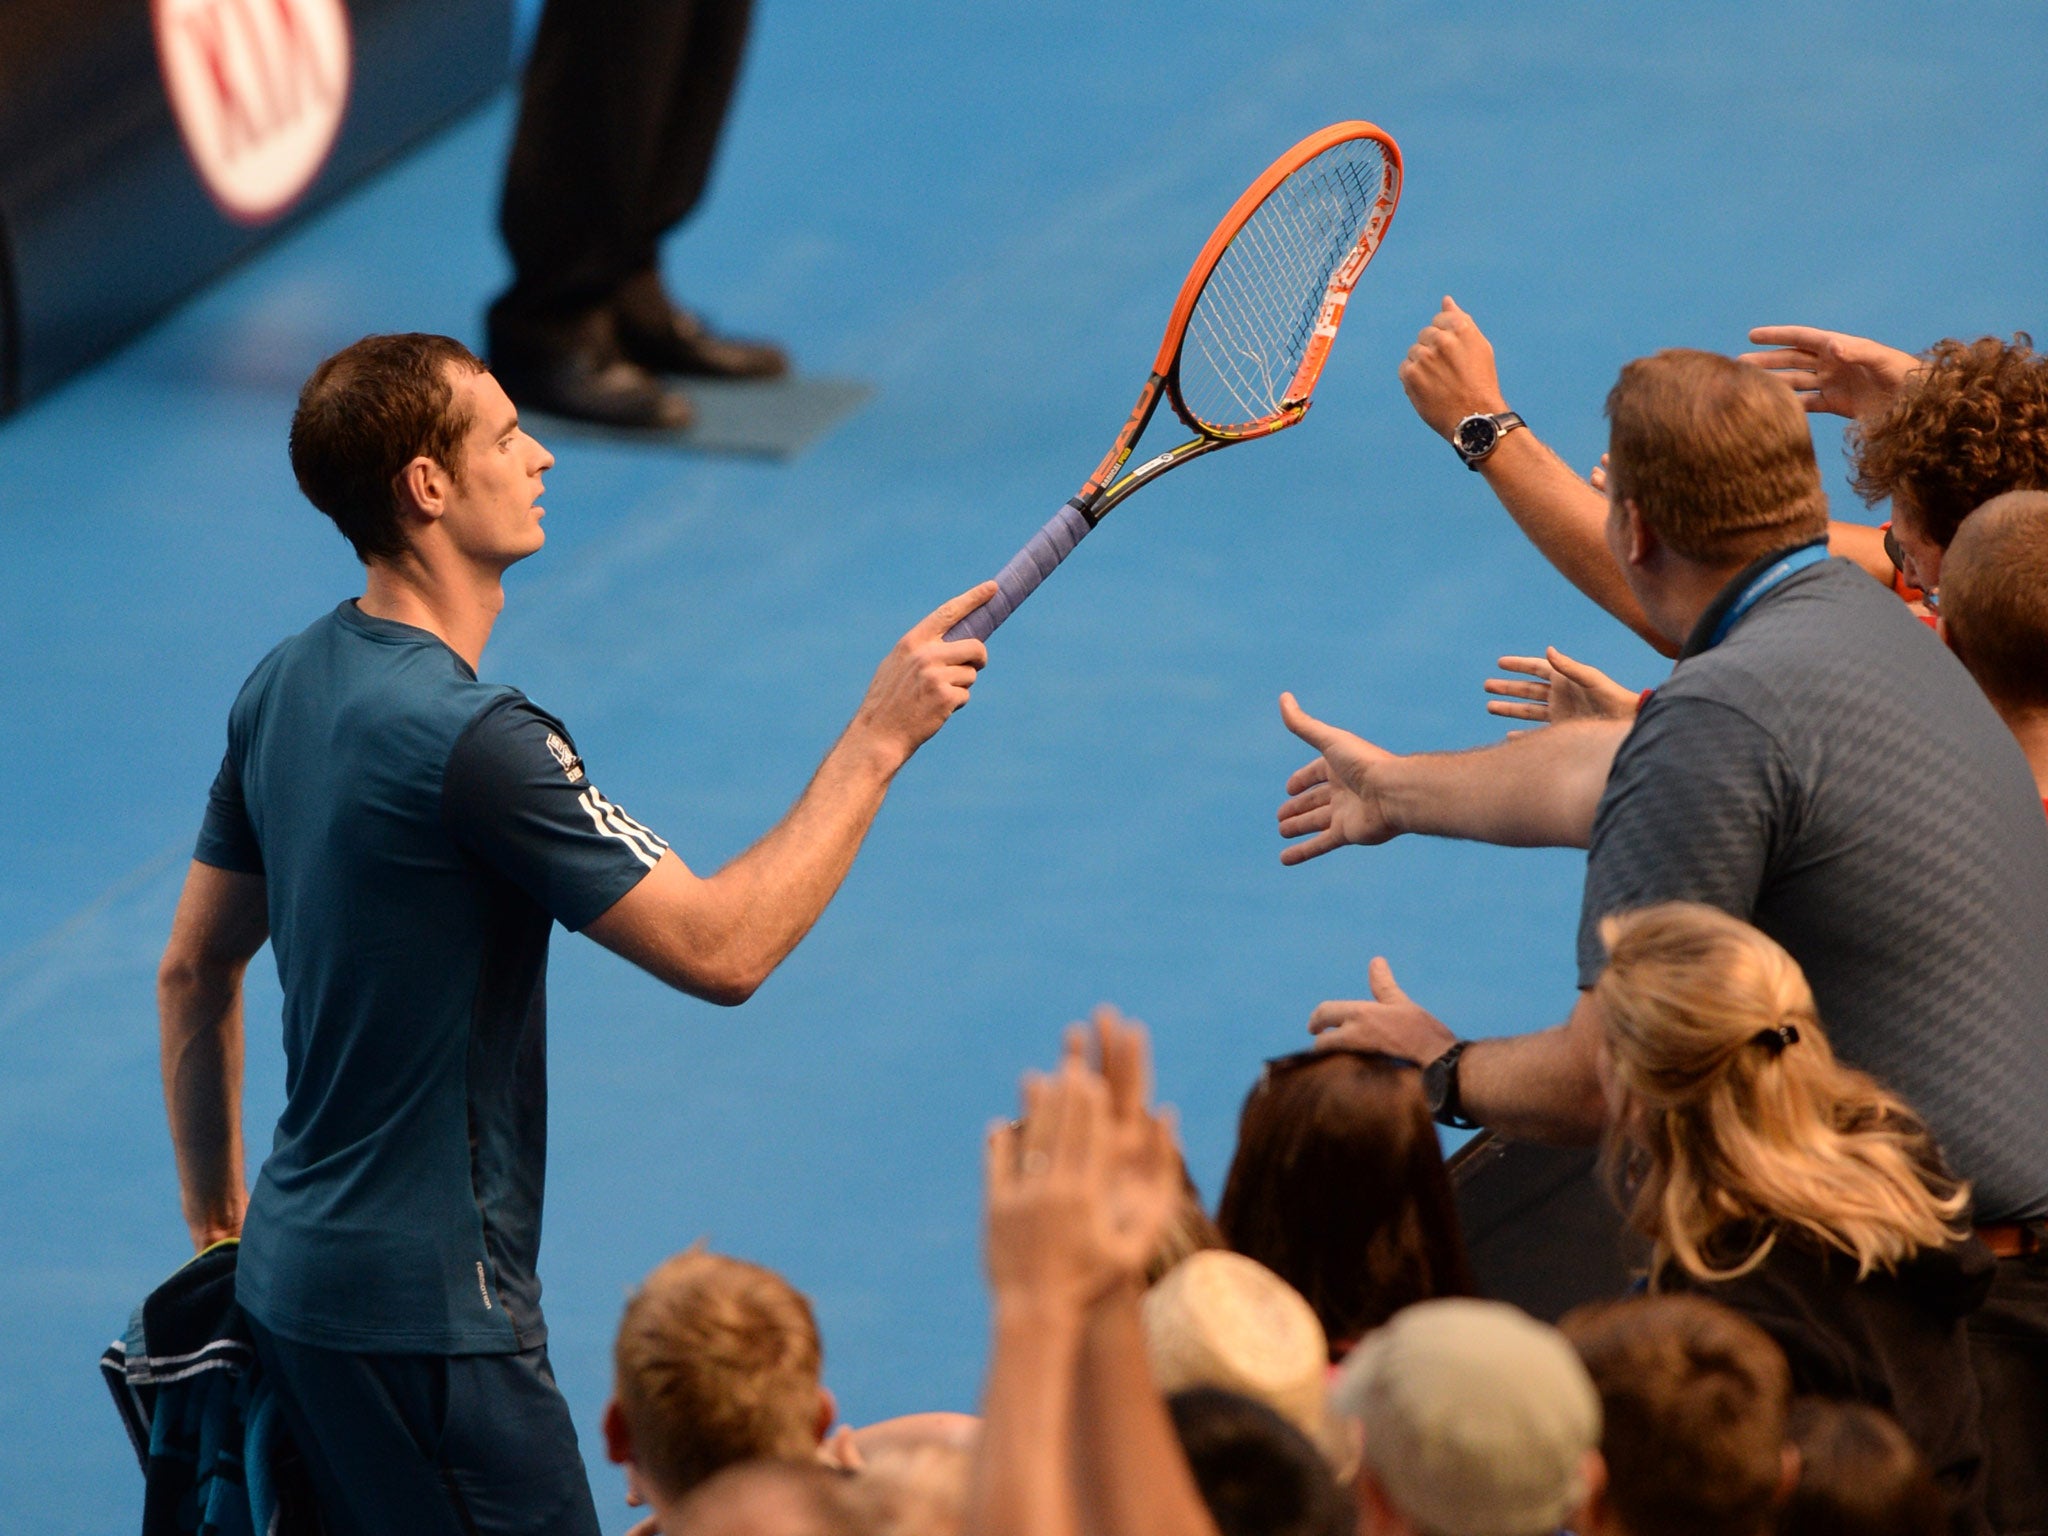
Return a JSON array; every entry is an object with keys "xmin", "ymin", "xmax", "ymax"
[
  {"xmin": 1399, "ymin": 297, "xmax": 1672, "ymax": 654},
  {"xmin": 1277, "ymin": 692, "xmax": 1628, "ymax": 857},
  {"xmin": 585, "ymin": 582, "xmax": 996, "ymax": 1005},
  {"xmin": 158, "ymin": 861, "xmax": 268, "ymax": 1251}
]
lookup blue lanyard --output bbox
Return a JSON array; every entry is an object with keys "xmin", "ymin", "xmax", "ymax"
[{"xmin": 1705, "ymin": 542, "xmax": 1830, "ymax": 650}]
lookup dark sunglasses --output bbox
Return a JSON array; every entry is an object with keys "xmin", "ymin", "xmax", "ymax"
[{"xmin": 1884, "ymin": 525, "xmax": 1940, "ymax": 608}]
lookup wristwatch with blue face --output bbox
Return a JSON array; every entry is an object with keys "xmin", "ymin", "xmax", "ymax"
[{"xmin": 1452, "ymin": 410, "xmax": 1526, "ymax": 469}]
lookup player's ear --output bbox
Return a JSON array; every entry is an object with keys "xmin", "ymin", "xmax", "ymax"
[
  {"xmin": 393, "ymin": 455, "xmax": 451, "ymax": 522},
  {"xmin": 815, "ymin": 1386, "xmax": 838, "ymax": 1444}
]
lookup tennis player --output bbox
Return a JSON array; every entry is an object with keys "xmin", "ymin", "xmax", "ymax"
[{"xmin": 155, "ymin": 333, "xmax": 993, "ymax": 1535}]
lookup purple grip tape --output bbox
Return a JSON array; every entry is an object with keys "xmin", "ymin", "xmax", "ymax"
[{"xmin": 946, "ymin": 498, "xmax": 1094, "ymax": 642}]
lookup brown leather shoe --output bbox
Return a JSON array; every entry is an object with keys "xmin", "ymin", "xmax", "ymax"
[
  {"xmin": 613, "ymin": 271, "xmax": 790, "ymax": 379},
  {"xmin": 488, "ymin": 308, "xmax": 694, "ymax": 430}
]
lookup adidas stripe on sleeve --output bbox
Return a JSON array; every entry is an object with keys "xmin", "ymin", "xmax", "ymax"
[{"xmin": 442, "ymin": 696, "xmax": 670, "ymax": 930}]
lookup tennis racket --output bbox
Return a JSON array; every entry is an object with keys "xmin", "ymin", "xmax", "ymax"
[{"xmin": 946, "ymin": 121, "xmax": 1402, "ymax": 643}]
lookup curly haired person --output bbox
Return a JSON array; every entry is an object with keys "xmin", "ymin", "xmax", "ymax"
[{"xmin": 1845, "ymin": 335, "xmax": 2048, "ymax": 597}]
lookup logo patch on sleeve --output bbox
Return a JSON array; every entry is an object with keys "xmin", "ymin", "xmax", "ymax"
[{"xmin": 544, "ymin": 732, "xmax": 585, "ymax": 783}]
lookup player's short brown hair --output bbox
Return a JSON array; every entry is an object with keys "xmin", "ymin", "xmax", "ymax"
[
  {"xmin": 288, "ymin": 332, "xmax": 484, "ymax": 563},
  {"xmin": 1851, "ymin": 334, "xmax": 2048, "ymax": 549},
  {"xmin": 614, "ymin": 1248, "xmax": 825, "ymax": 1500},
  {"xmin": 1561, "ymin": 1295, "xmax": 1791, "ymax": 1536},
  {"xmin": 1940, "ymin": 490, "xmax": 2048, "ymax": 714},
  {"xmin": 1605, "ymin": 349, "xmax": 1829, "ymax": 566}
]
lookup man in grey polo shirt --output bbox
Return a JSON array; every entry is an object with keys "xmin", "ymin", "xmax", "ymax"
[
  {"xmin": 1275, "ymin": 346, "xmax": 2048, "ymax": 1528},
  {"xmin": 1276, "ymin": 346, "xmax": 2048, "ymax": 1203}
]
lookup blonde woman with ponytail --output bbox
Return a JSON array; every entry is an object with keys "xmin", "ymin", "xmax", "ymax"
[{"xmin": 1594, "ymin": 903, "xmax": 1994, "ymax": 1536}]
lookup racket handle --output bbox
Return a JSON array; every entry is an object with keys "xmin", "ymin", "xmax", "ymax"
[{"xmin": 946, "ymin": 498, "xmax": 1094, "ymax": 642}]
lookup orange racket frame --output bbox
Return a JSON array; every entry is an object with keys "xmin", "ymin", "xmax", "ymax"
[
  {"xmin": 945, "ymin": 121, "xmax": 1402, "ymax": 644},
  {"xmin": 1081, "ymin": 119, "xmax": 1403, "ymax": 516}
]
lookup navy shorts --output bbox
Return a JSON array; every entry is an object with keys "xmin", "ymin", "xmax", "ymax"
[{"xmin": 246, "ymin": 1314, "xmax": 602, "ymax": 1536}]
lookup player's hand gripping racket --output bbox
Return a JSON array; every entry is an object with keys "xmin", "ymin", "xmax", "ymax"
[{"xmin": 946, "ymin": 121, "xmax": 1402, "ymax": 642}]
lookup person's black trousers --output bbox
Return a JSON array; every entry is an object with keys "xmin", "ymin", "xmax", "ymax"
[
  {"xmin": 1971, "ymin": 1250, "xmax": 2048, "ymax": 1535},
  {"xmin": 246, "ymin": 1314, "xmax": 603, "ymax": 1536},
  {"xmin": 494, "ymin": 0, "xmax": 755, "ymax": 332}
]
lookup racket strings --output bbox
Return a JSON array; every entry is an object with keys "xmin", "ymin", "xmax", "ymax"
[
  {"xmin": 1189, "ymin": 149, "xmax": 1382, "ymax": 424},
  {"xmin": 1178, "ymin": 139, "xmax": 1390, "ymax": 433}
]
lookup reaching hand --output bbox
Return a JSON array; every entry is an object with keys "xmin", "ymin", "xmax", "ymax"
[
  {"xmin": 984, "ymin": 1034, "xmax": 1180, "ymax": 1315},
  {"xmin": 854, "ymin": 582, "xmax": 997, "ymax": 767},
  {"xmin": 1588, "ymin": 452, "xmax": 1610, "ymax": 495},
  {"xmin": 1738, "ymin": 326, "xmax": 1920, "ymax": 421},
  {"xmin": 1484, "ymin": 647, "xmax": 1640, "ymax": 726},
  {"xmin": 1398, "ymin": 296, "xmax": 1510, "ymax": 440},
  {"xmin": 1276, "ymin": 692, "xmax": 1401, "ymax": 864},
  {"xmin": 1308, "ymin": 957, "xmax": 1457, "ymax": 1064},
  {"xmin": 1076, "ymin": 1007, "xmax": 1182, "ymax": 1268}
]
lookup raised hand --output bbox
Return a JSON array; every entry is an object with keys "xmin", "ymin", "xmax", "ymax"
[
  {"xmin": 1308, "ymin": 956, "xmax": 1456, "ymax": 1065},
  {"xmin": 1484, "ymin": 647, "xmax": 1640, "ymax": 726},
  {"xmin": 985, "ymin": 1035, "xmax": 1180, "ymax": 1313},
  {"xmin": 1080, "ymin": 1008, "xmax": 1181, "ymax": 1270},
  {"xmin": 854, "ymin": 581, "xmax": 998, "ymax": 766},
  {"xmin": 1398, "ymin": 296, "xmax": 1510, "ymax": 440},
  {"xmin": 1276, "ymin": 692, "xmax": 1401, "ymax": 863},
  {"xmin": 1738, "ymin": 326, "xmax": 1919, "ymax": 421}
]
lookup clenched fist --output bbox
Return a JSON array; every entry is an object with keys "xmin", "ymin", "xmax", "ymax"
[{"xmin": 1399, "ymin": 296, "xmax": 1510, "ymax": 440}]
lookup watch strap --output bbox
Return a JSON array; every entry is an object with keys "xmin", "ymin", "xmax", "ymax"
[{"xmin": 1426, "ymin": 1040, "xmax": 1481, "ymax": 1129}]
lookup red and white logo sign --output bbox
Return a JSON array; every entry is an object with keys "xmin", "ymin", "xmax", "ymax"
[{"xmin": 153, "ymin": 0, "xmax": 353, "ymax": 225}]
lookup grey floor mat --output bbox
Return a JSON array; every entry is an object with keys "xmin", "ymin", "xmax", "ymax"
[{"xmin": 533, "ymin": 375, "xmax": 873, "ymax": 458}]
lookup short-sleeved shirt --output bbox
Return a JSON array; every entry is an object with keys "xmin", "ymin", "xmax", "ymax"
[
  {"xmin": 197, "ymin": 602, "xmax": 666, "ymax": 1353},
  {"xmin": 1577, "ymin": 555, "xmax": 2048, "ymax": 1222}
]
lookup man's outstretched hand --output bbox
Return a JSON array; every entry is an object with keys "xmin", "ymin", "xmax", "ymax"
[
  {"xmin": 853, "ymin": 581, "xmax": 997, "ymax": 769},
  {"xmin": 1276, "ymin": 692, "xmax": 1401, "ymax": 864},
  {"xmin": 1484, "ymin": 647, "xmax": 1640, "ymax": 727},
  {"xmin": 1399, "ymin": 296, "xmax": 1510, "ymax": 440},
  {"xmin": 1737, "ymin": 326, "xmax": 1919, "ymax": 422},
  {"xmin": 1308, "ymin": 956, "xmax": 1456, "ymax": 1065}
]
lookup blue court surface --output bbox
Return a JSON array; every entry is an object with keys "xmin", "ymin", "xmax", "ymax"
[{"xmin": 2, "ymin": 4, "xmax": 2043, "ymax": 1529}]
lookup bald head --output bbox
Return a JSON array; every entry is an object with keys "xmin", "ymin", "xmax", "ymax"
[{"xmin": 1941, "ymin": 490, "xmax": 2048, "ymax": 715}]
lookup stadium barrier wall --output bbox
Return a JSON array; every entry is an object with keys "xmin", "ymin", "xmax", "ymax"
[
  {"xmin": 1451, "ymin": 1131, "xmax": 1645, "ymax": 1321},
  {"xmin": 0, "ymin": 0, "xmax": 512, "ymax": 418}
]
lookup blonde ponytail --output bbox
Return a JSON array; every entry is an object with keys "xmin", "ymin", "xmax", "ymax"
[{"xmin": 1594, "ymin": 903, "xmax": 1969, "ymax": 1282}]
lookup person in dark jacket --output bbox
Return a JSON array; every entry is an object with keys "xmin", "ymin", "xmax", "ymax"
[{"xmin": 1591, "ymin": 902, "xmax": 1993, "ymax": 1536}]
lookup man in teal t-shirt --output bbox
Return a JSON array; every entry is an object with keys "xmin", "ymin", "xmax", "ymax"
[{"xmin": 159, "ymin": 333, "xmax": 995, "ymax": 1535}]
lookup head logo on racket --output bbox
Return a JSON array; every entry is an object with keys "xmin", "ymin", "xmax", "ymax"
[{"xmin": 947, "ymin": 121, "xmax": 1402, "ymax": 643}]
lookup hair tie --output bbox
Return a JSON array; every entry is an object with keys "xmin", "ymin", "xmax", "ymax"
[{"xmin": 1751, "ymin": 1024, "xmax": 1800, "ymax": 1054}]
